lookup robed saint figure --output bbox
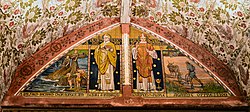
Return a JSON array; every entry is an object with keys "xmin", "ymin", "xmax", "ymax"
[
  {"xmin": 94, "ymin": 34, "xmax": 117, "ymax": 91},
  {"xmin": 132, "ymin": 33, "xmax": 157, "ymax": 91}
]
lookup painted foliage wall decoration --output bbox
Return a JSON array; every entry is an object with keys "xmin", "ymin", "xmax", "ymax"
[
  {"xmin": 131, "ymin": 0, "xmax": 250, "ymax": 95},
  {"xmin": 0, "ymin": 0, "xmax": 120, "ymax": 102},
  {"xmin": 0, "ymin": 0, "xmax": 249, "ymax": 104}
]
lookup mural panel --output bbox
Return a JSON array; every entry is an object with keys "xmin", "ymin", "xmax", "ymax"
[
  {"xmin": 131, "ymin": 0, "xmax": 250, "ymax": 95},
  {"xmin": 0, "ymin": 0, "xmax": 122, "ymax": 102},
  {"xmin": 130, "ymin": 27, "xmax": 231, "ymax": 97},
  {"xmin": 1, "ymin": 0, "xmax": 249, "ymax": 109},
  {"xmin": 0, "ymin": 0, "xmax": 249, "ymax": 104},
  {"xmin": 20, "ymin": 27, "xmax": 122, "ymax": 97}
]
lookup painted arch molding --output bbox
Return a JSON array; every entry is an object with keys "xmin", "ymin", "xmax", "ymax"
[{"xmin": 2, "ymin": 18, "xmax": 243, "ymax": 107}]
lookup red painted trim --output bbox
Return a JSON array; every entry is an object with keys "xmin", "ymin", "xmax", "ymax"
[
  {"xmin": 121, "ymin": 24, "xmax": 130, "ymax": 34},
  {"xmin": 1, "ymin": 95, "xmax": 247, "ymax": 108}
]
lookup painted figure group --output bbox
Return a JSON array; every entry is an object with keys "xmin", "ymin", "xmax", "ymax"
[
  {"xmin": 46, "ymin": 33, "xmax": 203, "ymax": 92},
  {"xmin": 46, "ymin": 50, "xmax": 87, "ymax": 91}
]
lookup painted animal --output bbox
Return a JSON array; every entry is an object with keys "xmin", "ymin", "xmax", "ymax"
[{"xmin": 167, "ymin": 62, "xmax": 181, "ymax": 78}]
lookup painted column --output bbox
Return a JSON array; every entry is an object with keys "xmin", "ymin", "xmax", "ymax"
[
  {"xmin": 121, "ymin": 0, "xmax": 132, "ymax": 96},
  {"xmin": 122, "ymin": 26, "xmax": 130, "ymax": 85},
  {"xmin": 120, "ymin": 0, "xmax": 131, "ymax": 23},
  {"xmin": 121, "ymin": 0, "xmax": 131, "ymax": 85}
]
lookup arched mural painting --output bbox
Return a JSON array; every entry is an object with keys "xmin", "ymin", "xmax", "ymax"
[
  {"xmin": 129, "ymin": 27, "xmax": 231, "ymax": 97},
  {"xmin": 1, "ymin": 0, "xmax": 249, "ymax": 111},
  {"xmin": 2, "ymin": 18, "xmax": 245, "ymax": 108},
  {"xmin": 16, "ymin": 25, "xmax": 232, "ymax": 98},
  {"xmin": 20, "ymin": 26, "xmax": 122, "ymax": 97},
  {"xmin": 2, "ymin": 18, "xmax": 121, "ymax": 97}
]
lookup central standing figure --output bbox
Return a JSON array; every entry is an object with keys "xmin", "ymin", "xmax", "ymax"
[
  {"xmin": 132, "ymin": 33, "xmax": 158, "ymax": 91},
  {"xmin": 94, "ymin": 34, "xmax": 117, "ymax": 91}
]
